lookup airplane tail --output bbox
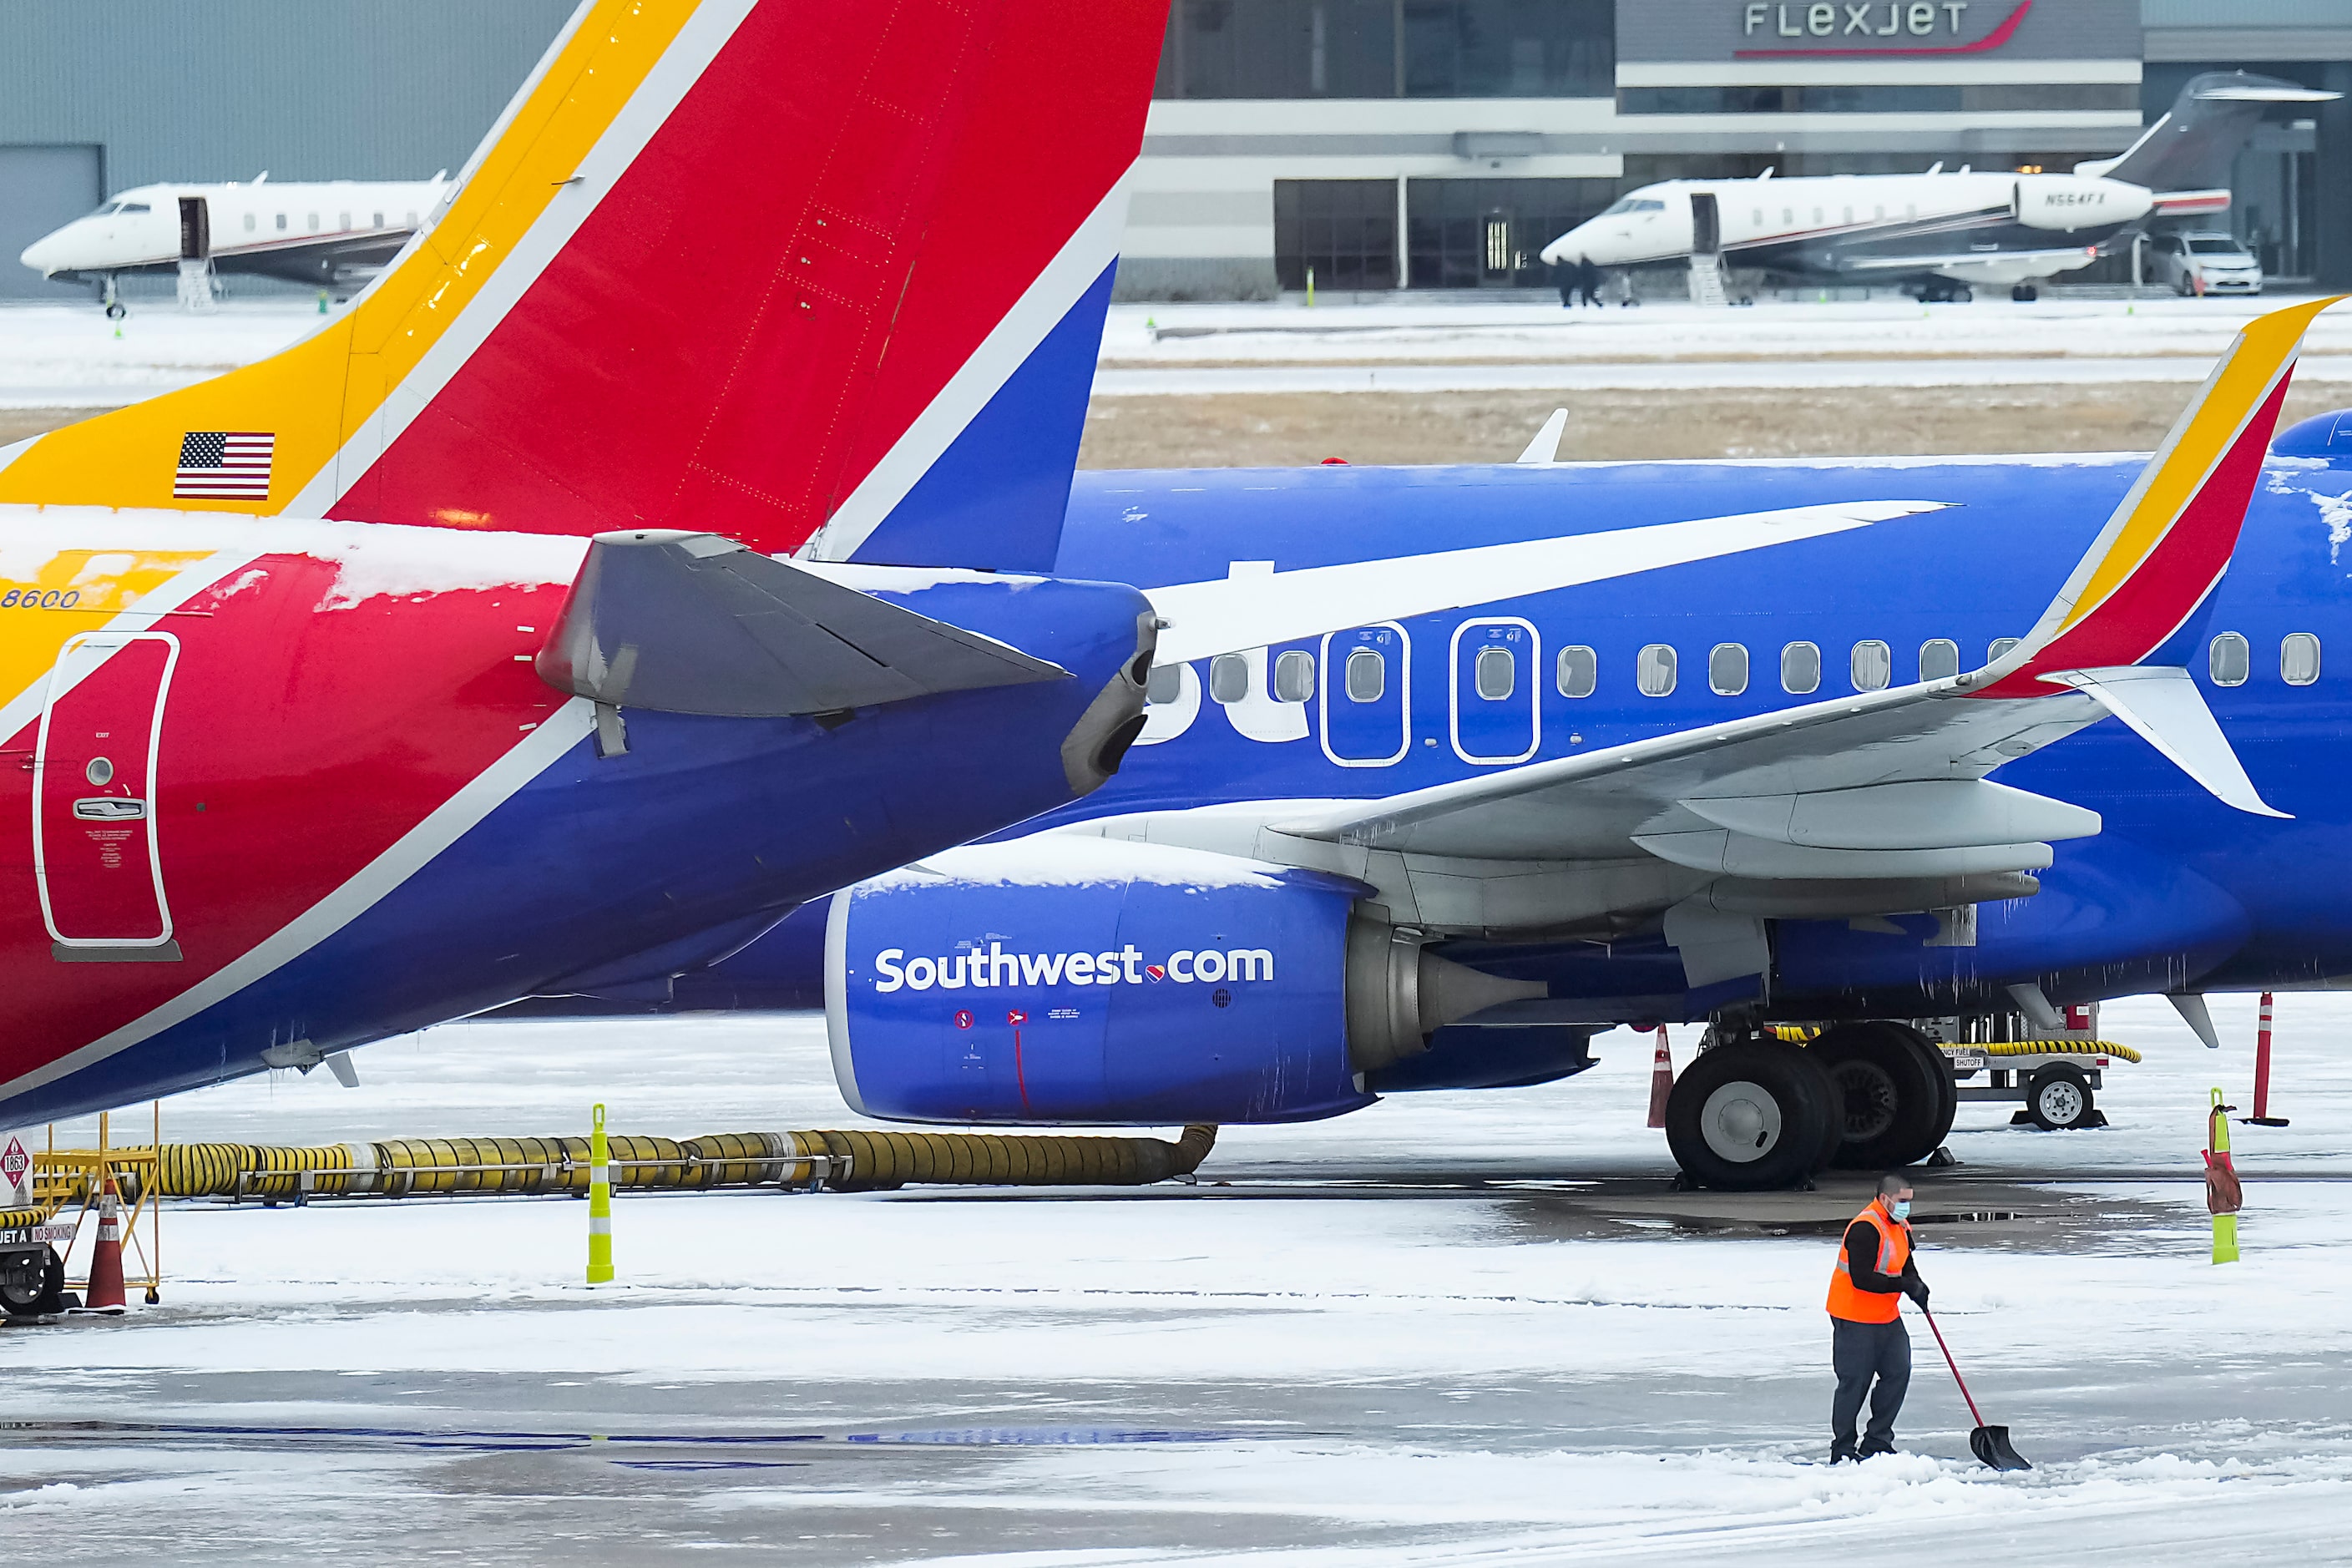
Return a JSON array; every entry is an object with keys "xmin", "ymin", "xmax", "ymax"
[
  {"xmin": 0, "ymin": 0, "xmax": 1161, "ymax": 574},
  {"xmin": 2075, "ymin": 71, "xmax": 2339, "ymax": 200}
]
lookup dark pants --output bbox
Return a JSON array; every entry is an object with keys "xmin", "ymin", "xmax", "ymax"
[{"xmin": 1831, "ymin": 1316, "xmax": 1911, "ymax": 1450}]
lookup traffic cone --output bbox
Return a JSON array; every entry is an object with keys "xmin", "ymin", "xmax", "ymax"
[
  {"xmin": 1646, "ymin": 1027, "xmax": 1674, "ymax": 1129},
  {"xmin": 84, "ymin": 1175, "xmax": 128, "ymax": 1313}
]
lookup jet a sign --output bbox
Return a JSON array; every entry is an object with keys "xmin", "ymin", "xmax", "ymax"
[{"xmin": 1745, "ymin": 3, "xmax": 1976, "ymax": 38}]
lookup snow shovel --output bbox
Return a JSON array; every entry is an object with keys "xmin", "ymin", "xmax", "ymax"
[{"xmin": 1922, "ymin": 1307, "xmax": 2031, "ymax": 1471}]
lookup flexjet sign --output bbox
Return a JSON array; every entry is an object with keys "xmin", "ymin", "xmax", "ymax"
[
  {"xmin": 872, "ymin": 943, "xmax": 1276, "ymax": 993},
  {"xmin": 1744, "ymin": 3, "xmax": 1976, "ymax": 38}
]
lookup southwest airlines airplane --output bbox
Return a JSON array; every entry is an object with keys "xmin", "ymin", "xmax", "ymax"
[
  {"xmin": 0, "ymin": 0, "xmax": 1185, "ymax": 1143},
  {"xmin": 1544, "ymin": 70, "xmax": 2335, "ymax": 302},
  {"xmin": 581, "ymin": 296, "xmax": 2352, "ymax": 1193},
  {"xmin": 20, "ymin": 175, "xmax": 451, "ymax": 311}
]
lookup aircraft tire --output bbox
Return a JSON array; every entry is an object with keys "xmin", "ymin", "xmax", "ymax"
[
  {"xmin": 1664, "ymin": 1042, "xmax": 1834, "ymax": 1191},
  {"xmin": 103, "ymin": 301, "xmax": 125, "ymax": 320},
  {"xmin": 1813, "ymin": 1022, "xmax": 1948, "ymax": 1171}
]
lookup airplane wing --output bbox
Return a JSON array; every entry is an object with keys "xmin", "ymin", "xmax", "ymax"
[
  {"xmin": 1838, "ymin": 248, "xmax": 2098, "ymax": 275},
  {"xmin": 1120, "ymin": 298, "xmax": 2335, "ymax": 981}
]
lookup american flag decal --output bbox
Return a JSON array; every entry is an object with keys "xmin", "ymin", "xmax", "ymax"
[{"xmin": 174, "ymin": 431, "xmax": 275, "ymax": 500}]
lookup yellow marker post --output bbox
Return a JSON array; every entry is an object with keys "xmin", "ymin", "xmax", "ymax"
[
  {"xmin": 2205, "ymin": 1087, "xmax": 2241, "ymax": 1265},
  {"xmin": 586, "ymin": 1103, "xmax": 614, "ymax": 1284}
]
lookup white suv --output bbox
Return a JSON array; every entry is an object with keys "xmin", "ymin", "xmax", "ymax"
[{"xmin": 2151, "ymin": 231, "xmax": 2263, "ymax": 296}]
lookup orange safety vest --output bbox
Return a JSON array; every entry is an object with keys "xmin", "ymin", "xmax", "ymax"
[{"xmin": 1824, "ymin": 1199, "xmax": 1912, "ymax": 1324}]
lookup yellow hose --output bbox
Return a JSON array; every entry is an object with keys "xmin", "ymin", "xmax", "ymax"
[{"xmin": 1973, "ymin": 1039, "xmax": 2142, "ymax": 1063}]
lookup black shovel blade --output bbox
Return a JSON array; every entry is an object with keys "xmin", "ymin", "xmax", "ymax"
[{"xmin": 1970, "ymin": 1424, "xmax": 2032, "ymax": 1472}]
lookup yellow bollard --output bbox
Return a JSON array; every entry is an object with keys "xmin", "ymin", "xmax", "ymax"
[
  {"xmin": 2205, "ymin": 1087, "xmax": 2241, "ymax": 1265},
  {"xmin": 586, "ymin": 1103, "xmax": 614, "ymax": 1283}
]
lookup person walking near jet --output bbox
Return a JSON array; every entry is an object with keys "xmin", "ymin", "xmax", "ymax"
[
  {"xmin": 1576, "ymin": 255, "xmax": 1603, "ymax": 307},
  {"xmin": 1827, "ymin": 1174, "xmax": 1929, "ymax": 1462},
  {"xmin": 1555, "ymin": 257, "xmax": 1579, "ymax": 309}
]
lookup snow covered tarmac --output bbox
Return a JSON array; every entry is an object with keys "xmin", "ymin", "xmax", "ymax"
[{"xmin": 9, "ymin": 995, "xmax": 2352, "ymax": 1564}]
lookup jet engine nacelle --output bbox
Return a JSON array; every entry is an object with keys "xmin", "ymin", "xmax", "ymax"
[
  {"xmin": 2012, "ymin": 175, "xmax": 2152, "ymax": 232},
  {"xmin": 824, "ymin": 838, "xmax": 1544, "ymax": 1125}
]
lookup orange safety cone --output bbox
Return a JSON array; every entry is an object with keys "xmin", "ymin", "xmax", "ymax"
[
  {"xmin": 1646, "ymin": 1027, "xmax": 1674, "ymax": 1129},
  {"xmin": 83, "ymin": 1174, "xmax": 128, "ymax": 1313}
]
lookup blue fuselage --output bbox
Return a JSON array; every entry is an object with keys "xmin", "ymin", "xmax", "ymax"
[{"xmin": 672, "ymin": 442, "xmax": 2352, "ymax": 1024}]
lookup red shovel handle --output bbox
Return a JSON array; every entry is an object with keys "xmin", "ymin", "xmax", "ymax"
[{"xmin": 1922, "ymin": 1307, "xmax": 1987, "ymax": 1429}]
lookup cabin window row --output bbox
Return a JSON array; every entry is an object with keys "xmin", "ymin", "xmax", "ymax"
[
  {"xmin": 239, "ymin": 210, "xmax": 419, "ymax": 234},
  {"xmin": 2209, "ymin": 631, "xmax": 2322, "ymax": 687},
  {"xmin": 1172, "ymin": 631, "xmax": 2331, "ymax": 713}
]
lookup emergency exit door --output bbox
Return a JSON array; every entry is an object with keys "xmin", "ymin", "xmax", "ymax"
[
  {"xmin": 1319, "ymin": 624, "xmax": 1409, "ymax": 766},
  {"xmin": 35, "ymin": 632, "xmax": 180, "ymax": 955},
  {"xmin": 1450, "ymin": 618, "xmax": 1539, "ymax": 764}
]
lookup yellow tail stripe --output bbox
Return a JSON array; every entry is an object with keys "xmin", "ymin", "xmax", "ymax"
[{"xmin": 0, "ymin": 0, "xmax": 698, "ymax": 514}]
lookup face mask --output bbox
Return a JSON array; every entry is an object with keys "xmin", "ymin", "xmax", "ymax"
[{"xmin": 1889, "ymin": 1199, "xmax": 1912, "ymax": 1221}]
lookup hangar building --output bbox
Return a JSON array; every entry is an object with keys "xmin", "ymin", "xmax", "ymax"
[{"xmin": 0, "ymin": 0, "xmax": 2344, "ymax": 301}]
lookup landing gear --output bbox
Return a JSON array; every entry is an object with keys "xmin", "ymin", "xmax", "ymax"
[
  {"xmin": 1917, "ymin": 280, "xmax": 1975, "ymax": 304},
  {"xmin": 1813, "ymin": 1021, "xmax": 1956, "ymax": 1170},
  {"xmin": 1663, "ymin": 1040, "xmax": 1835, "ymax": 1191},
  {"xmin": 101, "ymin": 276, "xmax": 125, "ymax": 320},
  {"xmin": 2010, "ymin": 283, "xmax": 2038, "ymax": 302},
  {"xmin": 2024, "ymin": 1063, "xmax": 2097, "ymax": 1130}
]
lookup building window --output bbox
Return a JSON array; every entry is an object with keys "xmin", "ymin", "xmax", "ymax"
[
  {"xmin": 1708, "ymin": 642, "xmax": 1748, "ymax": 695},
  {"xmin": 1781, "ymin": 640, "xmax": 1819, "ymax": 695},
  {"xmin": 2209, "ymin": 632, "xmax": 2249, "ymax": 687},
  {"xmin": 1616, "ymin": 83, "xmax": 2132, "ymax": 115},
  {"xmin": 2282, "ymin": 632, "xmax": 2320, "ymax": 685},
  {"xmin": 1210, "ymin": 653, "xmax": 1251, "ymax": 703},
  {"xmin": 1345, "ymin": 647, "xmax": 1385, "ymax": 701},
  {"xmin": 1636, "ymin": 644, "xmax": 1677, "ymax": 697},
  {"xmin": 1919, "ymin": 639, "xmax": 1960, "ymax": 681},
  {"xmin": 1155, "ymin": 0, "xmax": 1612, "ymax": 99},
  {"xmin": 1850, "ymin": 640, "xmax": 1891, "ymax": 691},
  {"xmin": 1474, "ymin": 645, "xmax": 1515, "ymax": 700},
  {"xmin": 1275, "ymin": 180, "xmax": 1398, "ymax": 291},
  {"xmin": 1556, "ymin": 645, "xmax": 1596, "ymax": 697},
  {"xmin": 1407, "ymin": 176, "xmax": 1617, "ymax": 289},
  {"xmin": 1273, "ymin": 649, "xmax": 1317, "ymax": 702}
]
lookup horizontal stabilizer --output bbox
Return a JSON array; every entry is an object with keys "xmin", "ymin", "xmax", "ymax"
[
  {"xmin": 2044, "ymin": 665, "xmax": 2289, "ymax": 817},
  {"xmin": 535, "ymin": 530, "xmax": 1068, "ymax": 718},
  {"xmin": 2076, "ymin": 71, "xmax": 2340, "ymax": 194}
]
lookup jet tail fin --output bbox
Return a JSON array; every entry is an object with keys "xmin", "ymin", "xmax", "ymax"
[
  {"xmin": 0, "ymin": 0, "xmax": 1161, "ymax": 574},
  {"xmin": 2076, "ymin": 71, "xmax": 2340, "ymax": 195}
]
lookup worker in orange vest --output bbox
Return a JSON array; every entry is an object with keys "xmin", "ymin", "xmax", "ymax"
[{"xmin": 1827, "ymin": 1173, "xmax": 1930, "ymax": 1463}]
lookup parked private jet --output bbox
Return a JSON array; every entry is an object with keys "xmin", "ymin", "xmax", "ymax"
[
  {"xmin": 19, "ymin": 174, "xmax": 448, "ymax": 312},
  {"xmin": 1542, "ymin": 71, "xmax": 2335, "ymax": 301}
]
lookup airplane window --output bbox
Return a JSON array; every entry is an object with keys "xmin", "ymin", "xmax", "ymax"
[
  {"xmin": 405, "ymin": 211, "xmax": 419, "ymax": 225},
  {"xmin": 2282, "ymin": 632, "xmax": 2321, "ymax": 686},
  {"xmin": 1782, "ymin": 207, "xmax": 1793, "ymax": 224},
  {"xmin": 1345, "ymin": 648, "xmax": 1385, "ymax": 703},
  {"xmin": 1919, "ymin": 639, "xmax": 1960, "ymax": 680},
  {"xmin": 2208, "ymin": 632, "xmax": 2248, "ymax": 687},
  {"xmin": 1556, "ymin": 645, "xmax": 1596, "ymax": 698},
  {"xmin": 1273, "ymin": 650, "xmax": 1316, "ymax": 704},
  {"xmin": 1599, "ymin": 197, "xmax": 1667, "ymax": 216},
  {"xmin": 1708, "ymin": 642, "xmax": 1748, "ymax": 696},
  {"xmin": 276, "ymin": 213, "xmax": 287, "ymax": 230},
  {"xmin": 1905, "ymin": 204, "xmax": 1917, "ymax": 218},
  {"xmin": 242, "ymin": 213, "xmax": 256, "ymax": 232},
  {"xmin": 1989, "ymin": 636, "xmax": 2020, "ymax": 662},
  {"xmin": 1751, "ymin": 209, "xmax": 1763, "ymax": 225},
  {"xmin": 339, "ymin": 210, "xmax": 352, "ymax": 230},
  {"xmin": 1474, "ymin": 645, "xmax": 1515, "ymax": 701},
  {"xmin": 118, "ymin": 202, "xmax": 149, "ymax": 213},
  {"xmin": 90, "ymin": 201, "xmax": 120, "ymax": 215},
  {"xmin": 1850, "ymin": 640, "xmax": 1891, "ymax": 691},
  {"xmin": 1780, "ymin": 640, "xmax": 1819, "ymax": 695},
  {"xmin": 1874, "ymin": 205, "xmax": 1884, "ymax": 220},
  {"xmin": 1812, "ymin": 207, "xmax": 1823, "ymax": 224},
  {"xmin": 1637, "ymin": 644, "xmax": 1677, "ymax": 698},
  {"xmin": 306, "ymin": 212, "xmax": 320, "ymax": 230},
  {"xmin": 1145, "ymin": 663, "xmax": 1184, "ymax": 705},
  {"xmin": 373, "ymin": 210, "xmax": 385, "ymax": 227},
  {"xmin": 1209, "ymin": 653, "xmax": 1250, "ymax": 704}
]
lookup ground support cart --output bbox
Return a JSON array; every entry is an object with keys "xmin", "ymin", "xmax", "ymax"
[{"xmin": 1940, "ymin": 1039, "xmax": 2141, "ymax": 1130}]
